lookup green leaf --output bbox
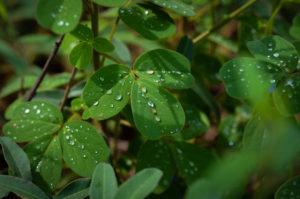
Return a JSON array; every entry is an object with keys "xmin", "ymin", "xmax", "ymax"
[
  {"xmin": 90, "ymin": 163, "xmax": 118, "ymax": 199},
  {"xmin": 3, "ymin": 101, "xmax": 63, "ymax": 142},
  {"xmin": 82, "ymin": 64, "xmax": 134, "ymax": 120},
  {"xmin": 119, "ymin": 3, "xmax": 176, "ymax": 40},
  {"xmin": 218, "ymin": 115, "xmax": 243, "ymax": 148},
  {"xmin": 147, "ymin": 0, "xmax": 195, "ymax": 17},
  {"xmin": 25, "ymin": 136, "xmax": 62, "ymax": 190},
  {"xmin": 289, "ymin": 14, "xmax": 300, "ymax": 40},
  {"xmin": 69, "ymin": 42, "xmax": 92, "ymax": 69},
  {"xmin": 273, "ymin": 74, "xmax": 300, "ymax": 116},
  {"xmin": 36, "ymin": 0, "xmax": 82, "ymax": 34},
  {"xmin": 131, "ymin": 80, "xmax": 185, "ymax": 139},
  {"xmin": 71, "ymin": 98, "xmax": 85, "ymax": 111},
  {"xmin": 275, "ymin": 176, "xmax": 300, "ymax": 199},
  {"xmin": 136, "ymin": 140, "xmax": 174, "ymax": 193},
  {"xmin": 55, "ymin": 178, "xmax": 91, "ymax": 199},
  {"xmin": 4, "ymin": 97, "xmax": 23, "ymax": 120},
  {"xmin": 176, "ymin": 36, "xmax": 194, "ymax": 63},
  {"xmin": 170, "ymin": 141, "xmax": 215, "ymax": 183},
  {"xmin": 93, "ymin": 37, "xmax": 115, "ymax": 53},
  {"xmin": 59, "ymin": 120, "xmax": 110, "ymax": 177},
  {"xmin": 70, "ymin": 24, "xmax": 93, "ymax": 41},
  {"xmin": 0, "ymin": 189, "xmax": 9, "ymax": 198},
  {"xmin": 134, "ymin": 49, "xmax": 194, "ymax": 89},
  {"xmin": 0, "ymin": 137, "xmax": 31, "ymax": 180},
  {"xmin": 0, "ymin": 175, "xmax": 49, "ymax": 199},
  {"xmin": 92, "ymin": 0, "xmax": 127, "ymax": 7},
  {"xmin": 247, "ymin": 35, "xmax": 299, "ymax": 73},
  {"xmin": 114, "ymin": 168, "xmax": 163, "ymax": 199},
  {"xmin": 220, "ymin": 58, "xmax": 282, "ymax": 100}
]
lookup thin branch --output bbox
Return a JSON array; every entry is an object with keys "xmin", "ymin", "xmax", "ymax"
[
  {"xmin": 91, "ymin": 2, "xmax": 100, "ymax": 71},
  {"xmin": 192, "ymin": 0, "xmax": 259, "ymax": 44},
  {"xmin": 25, "ymin": 34, "xmax": 65, "ymax": 101},
  {"xmin": 60, "ymin": 67, "xmax": 77, "ymax": 112}
]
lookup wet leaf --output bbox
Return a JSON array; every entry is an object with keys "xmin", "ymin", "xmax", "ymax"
[
  {"xmin": 59, "ymin": 120, "xmax": 110, "ymax": 177},
  {"xmin": 131, "ymin": 80, "xmax": 185, "ymax": 139},
  {"xmin": 119, "ymin": 4, "xmax": 176, "ymax": 40},
  {"xmin": 82, "ymin": 64, "xmax": 134, "ymax": 120},
  {"xmin": 147, "ymin": 0, "xmax": 195, "ymax": 17},
  {"xmin": 70, "ymin": 24, "xmax": 93, "ymax": 41},
  {"xmin": 134, "ymin": 49, "xmax": 194, "ymax": 89},
  {"xmin": 36, "ymin": 0, "xmax": 82, "ymax": 34},
  {"xmin": 275, "ymin": 176, "xmax": 300, "ymax": 199},
  {"xmin": 92, "ymin": 0, "xmax": 127, "ymax": 7}
]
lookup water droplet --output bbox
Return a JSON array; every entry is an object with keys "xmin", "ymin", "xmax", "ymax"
[
  {"xmin": 147, "ymin": 101, "xmax": 155, "ymax": 107},
  {"xmin": 57, "ymin": 20, "xmax": 64, "ymax": 26},
  {"xmin": 273, "ymin": 52, "xmax": 279, "ymax": 57},
  {"xmin": 100, "ymin": 77, "xmax": 104, "ymax": 81},
  {"xmin": 106, "ymin": 89, "xmax": 112, "ymax": 95},
  {"xmin": 25, "ymin": 109, "xmax": 30, "ymax": 114},
  {"xmin": 141, "ymin": 87, "xmax": 147, "ymax": 93},
  {"xmin": 146, "ymin": 70, "xmax": 154, "ymax": 74},
  {"xmin": 94, "ymin": 150, "xmax": 99, "ymax": 154},
  {"xmin": 114, "ymin": 94, "xmax": 122, "ymax": 101},
  {"xmin": 110, "ymin": 104, "xmax": 114, "ymax": 108},
  {"xmin": 155, "ymin": 116, "xmax": 161, "ymax": 122}
]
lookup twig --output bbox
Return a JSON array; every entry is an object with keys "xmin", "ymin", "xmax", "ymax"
[
  {"xmin": 59, "ymin": 67, "xmax": 77, "ymax": 112},
  {"xmin": 192, "ymin": 0, "xmax": 259, "ymax": 44},
  {"xmin": 91, "ymin": 2, "xmax": 100, "ymax": 71},
  {"xmin": 25, "ymin": 34, "xmax": 65, "ymax": 101},
  {"xmin": 265, "ymin": 0, "xmax": 285, "ymax": 35}
]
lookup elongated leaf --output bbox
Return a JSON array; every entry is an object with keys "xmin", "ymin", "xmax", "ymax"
[
  {"xmin": 114, "ymin": 168, "xmax": 163, "ymax": 199},
  {"xmin": 92, "ymin": 0, "xmax": 127, "ymax": 7},
  {"xmin": 0, "ymin": 175, "xmax": 49, "ymax": 199},
  {"xmin": 70, "ymin": 24, "xmax": 93, "ymax": 41},
  {"xmin": 0, "ymin": 189, "xmax": 9, "ymax": 198},
  {"xmin": 59, "ymin": 120, "xmax": 110, "ymax": 177},
  {"xmin": 273, "ymin": 74, "xmax": 300, "ymax": 116},
  {"xmin": 69, "ymin": 42, "xmax": 92, "ymax": 69},
  {"xmin": 90, "ymin": 163, "xmax": 118, "ymax": 199},
  {"xmin": 220, "ymin": 58, "xmax": 282, "ymax": 100},
  {"xmin": 93, "ymin": 37, "xmax": 115, "ymax": 53},
  {"xmin": 3, "ymin": 101, "xmax": 62, "ymax": 142},
  {"xmin": 82, "ymin": 64, "xmax": 134, "ymax": 120},
  {"xmin": 36, "ymin": 0, "xmax": 82, "ymax": 34},
  {"xmin": 131, "ymin": 80, "xmax": 185, "ymax": 139},
  {"xmin": 55, "ymin": 178, "xmax": 91, "ymax": 199},
  {"xmin": 170, "ymin": 141, "xmax": 215, "ymax": 183},
  {"xmin": 0, "ymin": 137, "xmax": 31, "ymax": 180},
  {"xmin": 275, "ymin": 176, "xmax": 300, "ymax": 199},
  {"xmin": 247, "ymin": 35, "xmax": 299, "ymax": 73},
  {"xmin": 147, "ymin": 0, "xmax": 195, "ymax": 17},
  {"xmin": 25, "ymin": 136, "xmax": 62, "ymax": 190},
  {"xmin": 134, "ymin": 49, "xmax": 194, "ymax": 89},
  {"xmin": 136, "ymin": 140, "xmax": 174, "ymax": 193},
  {"xmin": 119, "ymin": 3, "xmax": 176, "ymax": 40}
]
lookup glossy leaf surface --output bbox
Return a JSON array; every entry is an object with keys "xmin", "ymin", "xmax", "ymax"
[
  {"xmin": 69, "ymin": 42, "xmax": 92, "ymax": 69},
  {"xmin": 147, "ymin": 0, "xmax": 195, "ymax": 17}
]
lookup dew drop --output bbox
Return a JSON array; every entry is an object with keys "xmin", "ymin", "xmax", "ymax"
[
  {"xmin": 141, "ymin": 87, "xmax": 147, "ymax": 93},
  {"xmin": 155, "ymin": 116, "xmax": 161, "ymax": 122},
  {"xmin": 25, "ymin": 109, "xmax": 30, "ymax": 114},
  {"xmin": 106, "ymin": 89, "xmax": 112, "ymax": 95},
  {"xmin": 147, "ymin": 101, "xmax": 155, "ymax": 107},
  {"xmin": 146, "ymin": 70, "xmax": 154, "ymax": 74},
  {"xmin": 114, "ymin": 94, "xmax": 122, "ymax": 101},
  {"xmin": 273, "ymin": 52, "xmax": 279, "ymax": 57}
]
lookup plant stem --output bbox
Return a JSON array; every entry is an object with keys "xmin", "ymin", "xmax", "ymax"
[
  {"xmin": 91, "ymin": 2, "xmax": 100, "ymax": 71},
  {"xmin": 25, "ymin": 34, "xmax": 65, "ymax": 102},
  {"xmin": 59, "ymin": 67, "xmax": 77, "ymax": 112},
  {"xmin": 193, "ymin": 0, "xmax": 259, "ymax": 44},
  {"xmin": 265, "ymin": 0, "xmax": 285, "ymax": 35}
]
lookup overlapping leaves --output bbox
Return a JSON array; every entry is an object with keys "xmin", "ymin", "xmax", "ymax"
[
  {"xmin": 83, "ymin": 49, "xmax": 194, "ymax": 139},
  {"xmin": 220, "ymin": 35, "xmax": 300, "ymax": 115},
  {"xmin": 3, "ymin": 101, "xmax": 110, "ymax": 190}
]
